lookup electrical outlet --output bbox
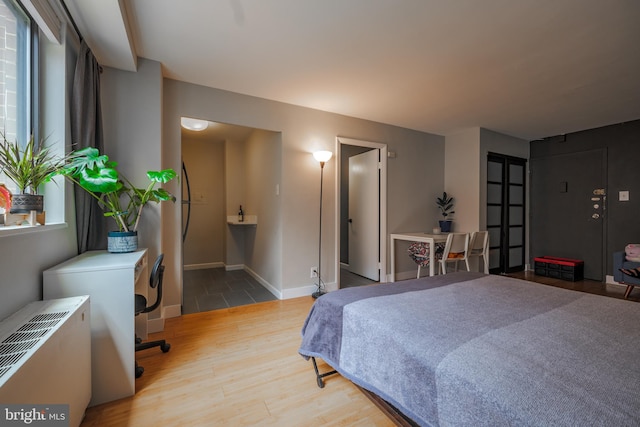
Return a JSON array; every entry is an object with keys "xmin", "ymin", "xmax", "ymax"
[{"xmin": 310, "ymin": 267, "xmax": 318, "ymax": 278}]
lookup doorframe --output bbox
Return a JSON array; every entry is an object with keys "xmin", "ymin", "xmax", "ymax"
[{"xmin": 335, "ymin": 136, "xmax": 388, "ymax": 287}]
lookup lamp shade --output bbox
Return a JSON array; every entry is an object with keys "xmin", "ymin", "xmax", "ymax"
[
  {"xmin": 313, "ymin": 150, "xmax": 333, "ymax": 163},
  {"xmin": 181, "ymin": 117, "xmax": 209, "ymax": 131}
]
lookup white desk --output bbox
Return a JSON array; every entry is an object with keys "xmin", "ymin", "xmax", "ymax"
[
  {"xmin": 390, "ymin": 232, "xmax": 449, "ymax": 281},
  {"xmin": 43, "ymin": 249, "xmax": 148, "ymax": 406}
]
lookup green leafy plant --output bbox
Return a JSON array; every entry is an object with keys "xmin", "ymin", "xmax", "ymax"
[
  {"xmin": 118, "ymin": 170, "xmax": 177, "ymax": 231},
  {"xmin": 0, "ymin": 132, "xmax": 64, "ymax": 194},
  {"xmin": 436, "ymin": 191, "xmax": 455, "ymax": 219},
  {"xmin": 56, "ymin": 147, "xmax": 177, "ymax": 232}
]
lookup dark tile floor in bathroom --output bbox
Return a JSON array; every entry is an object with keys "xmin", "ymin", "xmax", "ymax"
[
  {"xmin": 339, "ymin": 267, "xmax": 378, "ymax": 288},
  {"xmin": 182, "ymin": 266, "xmax": 377, "ymax": 314},
  {"xmin": 182, "ymin": 268, "xmax": 278, "ymax": 314}
]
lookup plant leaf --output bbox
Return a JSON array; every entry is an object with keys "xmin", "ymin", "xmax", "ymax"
[
  {"xmin": 78, "ymin": 167, "xmax": 121, "ymax": 193},
  {"xmin": 147, "ymin": 169, "xmax": 177, "ymax": 184}
]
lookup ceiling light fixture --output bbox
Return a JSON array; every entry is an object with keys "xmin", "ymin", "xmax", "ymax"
[{"xmin": 181, "ymin": 117, "xmax": 209, "ymax": 131}]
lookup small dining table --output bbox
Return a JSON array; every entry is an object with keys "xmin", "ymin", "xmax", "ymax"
[{"xmin": 389, "ymin": 232, "xmax": 450, "ymax": 281}]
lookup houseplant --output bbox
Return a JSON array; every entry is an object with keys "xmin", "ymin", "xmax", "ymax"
[
  {"xmin": 0, "ymin": 132, "xmax": 65, "ymax": 215},
  {"xmin": 57, "ymin": 147, "xmax": 177, "ymax": 252},
  {"xmin": 436, "ymin": 191, "xmax": 455, "ymax": 232}
]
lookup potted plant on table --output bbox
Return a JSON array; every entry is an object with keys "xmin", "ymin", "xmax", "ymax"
[
  {"xmin": 56, "ymin": 147, "xmax": 177, "ymax": 252},
  {"xmin": 0, "ymin": 133, "xmax": 65, "ymax": 224},
  {"xmin": 436, "ymin": 191, "xmax": 455, "ymax": 232}
]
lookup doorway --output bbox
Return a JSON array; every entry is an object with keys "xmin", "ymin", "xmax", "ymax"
[
  {"xmin": 487, "ymin": 153, "xmax": 527, "ymax": 274},
  {"xmin": 337, "ymin": 137, "xmax": 387, "ymax": 287},
  {"xmin": 181, "ymin": 120, "xmax": 281, "ymax": 313}
]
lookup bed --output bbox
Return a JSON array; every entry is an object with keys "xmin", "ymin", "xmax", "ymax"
[{"xmin": 298, "ymin": 272, "xmax": 640, "ymax": 426}]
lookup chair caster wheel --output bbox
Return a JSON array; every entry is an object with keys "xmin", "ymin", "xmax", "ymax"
[
  {"xmin": 161, "ymin": 343, "xmax": 171, "ymax": 353},
  {"xmin": 135, "ymin": 365, "xmax": 144, "ymax": 378}
]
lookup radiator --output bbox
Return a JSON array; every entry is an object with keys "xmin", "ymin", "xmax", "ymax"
[{"xmin": 0, "ymin": 296, "xmax": 91, "ymax": 427}]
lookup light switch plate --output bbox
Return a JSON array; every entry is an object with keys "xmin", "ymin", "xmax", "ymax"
[{"xmin": 619, "ymin": 190, "xmax": 630, "ymax": 201}]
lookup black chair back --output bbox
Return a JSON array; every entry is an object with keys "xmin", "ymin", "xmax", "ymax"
[{"xmin": 142, "ymin": 253, "xmax": 165, "ymax": 314}]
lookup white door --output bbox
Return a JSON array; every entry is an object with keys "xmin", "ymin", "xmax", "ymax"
[{"xmin": 348, "ymin": 149, "xmax": 379, "ymax": 281}]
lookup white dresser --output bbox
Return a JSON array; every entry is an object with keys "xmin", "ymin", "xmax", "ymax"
[{"xmin": 43, "ymin": 249, "xmax": 148, "ymax": 407}]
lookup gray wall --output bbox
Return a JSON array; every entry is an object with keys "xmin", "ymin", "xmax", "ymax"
[
  {"xmin": 101, "ymin": 59, "xmax": 166, "ymax": 321},
  {"xmin": 530, "ymin": 119, "xmax": 640, "ymax": 276},
  {"xmin": 443, "ymin": 127, "xmax": 530, "ymax": 273},
  {"xmin": 159, "ymin": 75, "xmax": 445, "ymax": 311},
  {"xmin": 0, "ymin": 26, "xmax": 78, "ymax": 320},
  {"xmin": 244, "ymin": 129, "xmax": 282, "ymax": 288},
  {"xmin": 101, "ymin": 59, "xmax": 163, "ymax": 266}
]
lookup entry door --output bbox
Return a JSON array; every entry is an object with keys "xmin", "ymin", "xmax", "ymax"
[
  {"xmin": 348, "ymin": 149, "xmax": 379, "ymax": 281},
  {"xmin": 487, "ymin": 154, "xmax": 527, "ymax": 274},
  {"xmin": 530, "ymin": 149, "xmax": 606, "ymax": 280}
]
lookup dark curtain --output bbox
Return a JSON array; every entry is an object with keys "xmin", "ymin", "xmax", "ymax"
[{"xmin": 71, "ymin": 40, "xmax": 107, "ymax": 252}]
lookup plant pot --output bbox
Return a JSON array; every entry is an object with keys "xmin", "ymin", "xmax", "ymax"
[
  {"xmin": 108, "ymin": 231, "xmax": 138, "ymax": 253},
  {"xmin": 10, "ymin": 194, "xmax": 44, "ymax": 213},
  {"xmin": 439, "ymin": 220, "xmax": 452, "ymax": 233}
]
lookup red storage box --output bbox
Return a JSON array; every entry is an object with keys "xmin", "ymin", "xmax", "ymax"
[{"xmin": 534, "ymin": 256, "xmax": 584, "ymax": 281}]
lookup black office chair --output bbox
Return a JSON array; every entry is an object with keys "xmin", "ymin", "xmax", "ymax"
[{"xmin": 135, "ymin": 253, "xmax": 171, "ymax": 378}]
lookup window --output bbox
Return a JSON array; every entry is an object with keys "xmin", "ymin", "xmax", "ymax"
[
  {"xmin": 0, "ymin": 0, "xmax": 70, "ymax": 231},
  {"xmin": 0, "ymin": 0, "xmax": 31, "ymax": 149}
]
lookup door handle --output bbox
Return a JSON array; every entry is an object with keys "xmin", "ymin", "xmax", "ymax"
[{"xmin": 348, "ymin": 218, "xmax": 353, "ymax": 223}]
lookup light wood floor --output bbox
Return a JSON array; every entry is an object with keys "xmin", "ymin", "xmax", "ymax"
[
  {"xmin": 81, "ymin": 296, "xmax": 395, "ymax": 426},
  {"xmin": 81, "ymin": 271, "xmax": 638, "ymax": 426}
]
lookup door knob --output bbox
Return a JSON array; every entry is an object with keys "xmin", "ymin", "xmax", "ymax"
[{"xmin": 348, "ymin": 218, "xmax": 353, "ymax": 223}]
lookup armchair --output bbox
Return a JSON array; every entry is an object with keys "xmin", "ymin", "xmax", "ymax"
[{"xmin": 613, "ymin": 251, "xmax": 640, "ymax": 298}]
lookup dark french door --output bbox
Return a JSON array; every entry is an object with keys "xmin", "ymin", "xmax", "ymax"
[{"xmin": 487, "ymin": 153, "xmax": 527, "ymax": 274}]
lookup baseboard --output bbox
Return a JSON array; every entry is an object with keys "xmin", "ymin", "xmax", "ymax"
[
  {"xmin": 243, "ymin": 266, "xmax": 282, "ymax": 300},
  {"xmin": 184, "ymin": 262, "xmax": 224, "ymax": 270},
  {"xmin": 282, "ymin": 280, "xmax": 338, "ymax": 299},
  {"xmin": 389, "ymin": 270, "xmax": 422, "ymax": 282},
  {"xmin": 606, "ymin": 274, "xmax": 626, "ymax": 287},
  {"xmin": 147, "ymin": 316, "xmax": 165, "ymax": 333},
  {"xmin": 185, "ymin": 262, "xmax": 247, "ymax": 272},
  {"xmin": 163, "ymin": 304, "xmax": 182, "ymax": 319}
]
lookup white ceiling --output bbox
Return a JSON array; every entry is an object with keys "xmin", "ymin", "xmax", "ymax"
[{"xmin": 64, "ymin": 0, "xmax": 640, "ymax": 141}]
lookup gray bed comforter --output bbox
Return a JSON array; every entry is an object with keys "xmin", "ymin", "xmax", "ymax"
[{"xmin": 298, "ymin": 272, "xmax": 640, "ymax": 426}]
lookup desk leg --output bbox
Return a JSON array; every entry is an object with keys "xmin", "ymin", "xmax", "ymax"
[
  {"xmin": 390, "ymin": 237, "xmax": 396, "ymax": 282},
  {"xmin": 429, "ymin": 241, "xmax": 435, "ymax": 276}
]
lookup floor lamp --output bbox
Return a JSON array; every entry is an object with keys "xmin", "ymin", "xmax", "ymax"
[{"xmin": 312, "ymin": 150, "xmax": 333, "ymax": 298}]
